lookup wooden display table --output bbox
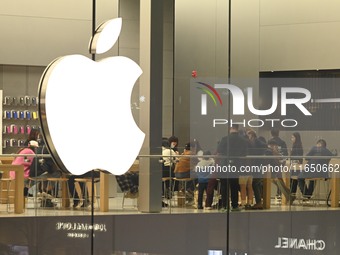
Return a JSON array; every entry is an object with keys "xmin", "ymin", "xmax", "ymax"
[
  {"xmin": 0, "ymin": 156, "xmax": 15, "ymax": 164},
  {"xmin": 330, "ymin": 159, "xmax": 340, "ymax": 208},
  {"xmin": 0, "ymin": 164, "xmax": 24, "ymax": 213},
  {"xmin": 266, "ymin": 159, "xmax": 340, "ymax": 208},
  {"xmin": 99, "ymin": 161, "xmax": 139, "ymax": 212},
  {"xmin": 100, "ymin": 171, "xmax": 109, "ymax": 212}
]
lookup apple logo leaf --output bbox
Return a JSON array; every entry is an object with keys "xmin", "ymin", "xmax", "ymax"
[{"xmin": 89, "ymin": 17, "xmax": 122, "ymax": 54}]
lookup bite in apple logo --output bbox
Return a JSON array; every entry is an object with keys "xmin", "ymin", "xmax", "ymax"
[{"xmin": 38, "ymin": 18, "xmax": 145, "ymax": 175}]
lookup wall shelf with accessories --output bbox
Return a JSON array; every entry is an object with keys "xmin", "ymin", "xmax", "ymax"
[{"xmin": 2, "ymin": 95, "xmax": 40, "ymax": 154}]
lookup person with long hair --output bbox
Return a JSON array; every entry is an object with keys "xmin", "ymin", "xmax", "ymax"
[
  {"xmin": 24, "ymin": 128, "xmax": 40, "ymax": 147},
  {"xmin": 291, "ymin": 132, "xmax": 304, "ymax": 163},
  {"xmin": 290, "ymin": 132, "xmax": 304, "ymax": 203}
]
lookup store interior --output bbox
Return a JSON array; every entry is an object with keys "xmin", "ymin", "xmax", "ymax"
[{"xmin": 1, "ymin": 0, "xmax": 340, "ymax": 254}]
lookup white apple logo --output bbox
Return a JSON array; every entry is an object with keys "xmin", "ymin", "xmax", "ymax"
[{"xmin": 38, "ymin": 18, "xmax": 145, "ymax": 175}]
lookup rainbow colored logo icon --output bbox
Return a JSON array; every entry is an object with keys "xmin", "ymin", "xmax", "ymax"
[
  {"xmin": 196, "ymin": 82, "xmax": 222, "ymax": 115},
  {"xmin": 196, "ymin": 82, "xmax": 223, "ymax": 106}
]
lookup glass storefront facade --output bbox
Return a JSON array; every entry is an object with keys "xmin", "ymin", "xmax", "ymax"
[{"xmin": 1, "ymin": 0, "xmax": 340, "ymax": 254}]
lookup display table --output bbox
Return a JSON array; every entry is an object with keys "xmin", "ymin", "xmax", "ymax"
[
  {"xmin": 0, "ymin": 164, "xmax": 24, "ymax": 214},
  {"xmin": 264, "ymin": 159, "xmax": 340, "ymax": 209},
  {"xmin": 100, "ymin": 171, "xmax": 109, "ymax": 212},
  {"xmin": 0, "ymin": 156, "xmax": 15, "ymax": 164},
  {"xmin": 330, "ymin": 159, "xmax": 340, "ymax": 207},
  {"xmin": 99, "ymin": 161, "xmax": 139, "ymax": 212}
]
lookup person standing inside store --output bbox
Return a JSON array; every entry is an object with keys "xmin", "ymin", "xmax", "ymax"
[
  {"xmin": 238, "ymin": 129, "xmax": 254, "ymax": 209},
  {"xmin": 195, "ymin": 151, "xmax": 215, "ymax": 209},
  {"xmin": 246, "ymin": 129, "xmax": 267, "ymax": 210},
  {"xmin": 289, "ymin": 132, "xmax": 304, "ymax": 203},
  {"xmin": 268, "ymin": 128, "xmax": 288, "ymax": 199},
  {"xmin": 265, "ymin": 139, "xmax": 293, "ymax": 202},
  {"xmin": 217, "ymin": 124, "xmax": 248, "ymax": 212}
]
